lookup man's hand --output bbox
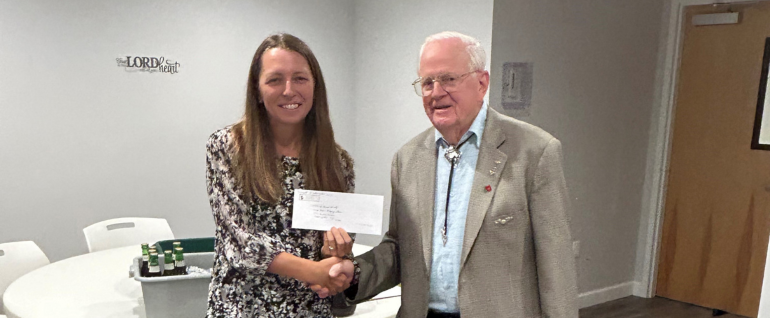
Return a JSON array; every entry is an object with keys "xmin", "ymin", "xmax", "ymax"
[
  {"xmin": 321, "ymin": 227, "xmax": 354, "ymax": 258},
  {"xmin": 310, "ymin": 259, "xmax": 354, "ymax": 298}
]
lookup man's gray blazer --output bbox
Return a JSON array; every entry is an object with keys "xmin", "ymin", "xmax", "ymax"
[{"xmin": 351, "ymin": 107, "xmax": 578, "ymax": 318}]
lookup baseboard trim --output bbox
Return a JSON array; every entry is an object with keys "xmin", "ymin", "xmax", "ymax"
[
  {"xmin": 579, "ymin": 281, "xmax": 637, "ymax": 308},
  {"xmin": 633, "ymin": 281, "xmax": 650, "ymax": 297}
]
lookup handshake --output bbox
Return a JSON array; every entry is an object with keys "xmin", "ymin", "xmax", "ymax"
[{"xmin": 306, "ymin": 227, "xmax": 355, "ymax": 298}]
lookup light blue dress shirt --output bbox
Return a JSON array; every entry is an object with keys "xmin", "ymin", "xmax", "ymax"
[{"xmin": 428, "ymin": 101, "xmax": 488, "ymax": 313}]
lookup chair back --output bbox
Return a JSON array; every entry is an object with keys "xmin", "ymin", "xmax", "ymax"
[
  {"xmin": 0, "ymin": 241, "xmax": 50, "ymax": 313},
  {"xmin": 83, "ymin": 217, "xmax": 174, "ymax": 253}
]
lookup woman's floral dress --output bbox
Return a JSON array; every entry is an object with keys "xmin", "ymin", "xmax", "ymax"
[{"xmin": 205, "ymin": 127, "xmax": 354, "ymax": 318}]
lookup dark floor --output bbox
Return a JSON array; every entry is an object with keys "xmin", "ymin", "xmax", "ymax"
[{"xmin": 579, "ymin": 296, "xmax": 748, "ymax": 318}]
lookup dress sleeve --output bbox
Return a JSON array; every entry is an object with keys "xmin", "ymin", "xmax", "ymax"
[{"xmin": 206, "ymin": 131, "xmax": 296, "ymax": 275}]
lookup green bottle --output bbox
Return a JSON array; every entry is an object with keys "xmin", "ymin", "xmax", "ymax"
[
  {"xmin": 148, "ymin": 246, "xmax": 157, "ymax": 260},
  {"xmin": 162, "ymin": 250, "xmax": 175, "ymax": 276},
  {"xmin": 174, "ymin": 247, "xmax": 187, "ymax": 275},
  {"xmin": 147, "ymin": 252, "xmax": 161, "ymax": 277},
  {"xmin": 148, "ymin": 248, "xmax": 157, "ymax": 267},
  {"xmin": 140, "ymin": 243, "xmax": 150, "ymax": 277}
]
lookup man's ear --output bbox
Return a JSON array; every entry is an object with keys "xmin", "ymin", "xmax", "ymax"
[{"xmin": 478, "ymin": 70, "xmax": 490, "ymax": 97}]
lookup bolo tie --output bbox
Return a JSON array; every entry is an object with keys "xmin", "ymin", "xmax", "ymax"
[{"xmin": 440, "ymin": 137, "xmax": 470, "ymax": 246}]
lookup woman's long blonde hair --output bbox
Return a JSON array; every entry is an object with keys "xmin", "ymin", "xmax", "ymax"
[{"xmin": 231, "ymin": 33, "xmax": 350, "ymax": 204}]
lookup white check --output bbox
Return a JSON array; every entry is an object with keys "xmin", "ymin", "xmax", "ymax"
[{"xmin": 291, "ymin": 189, "xmax": 384, "ymax": 235}]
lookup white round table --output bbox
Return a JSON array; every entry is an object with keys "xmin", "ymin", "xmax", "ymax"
[
  {"xmin": 2, "ymin": 245, "xmax": 145, "ymax": 318},
  {"xmin": 2, "ymin": 245, "xmax": 400, "ymax": 318}
]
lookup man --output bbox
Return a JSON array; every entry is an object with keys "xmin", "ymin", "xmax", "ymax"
[{"xmin": 321, "ymin": 31, "xmax": 578, "ymax": 318}]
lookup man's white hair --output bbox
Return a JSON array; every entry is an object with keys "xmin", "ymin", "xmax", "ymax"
[{"xmin": 419, "ymin": 31, "xmax": 486, "ymax": 72}]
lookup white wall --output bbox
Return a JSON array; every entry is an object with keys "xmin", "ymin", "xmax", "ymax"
[
  {"xmin": 0, "ymin": 0, "xmax": 495, "ymax": 260},
  {"xmin": 489, "ymin": 0, "xmax": 664, "ymax": 304},
  {"xmin": 0, "ymin": 0, "xmax": 356, "ymax": 262},
  {"xmin": 350, "ymin": 0, "xmax": 494, "ymax": 246}
]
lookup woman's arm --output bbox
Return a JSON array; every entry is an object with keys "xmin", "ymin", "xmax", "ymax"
[{"xmin": 269, "ymin": 254, "xmax": 350, "ymax": 293}]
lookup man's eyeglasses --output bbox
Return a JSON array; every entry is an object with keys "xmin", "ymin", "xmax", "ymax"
[{"xmin": 411, "ymin": 70, "xmax": 478, "ymax": 97}]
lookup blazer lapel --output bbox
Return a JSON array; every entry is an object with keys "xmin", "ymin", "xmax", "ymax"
[
  {"xmin": 416, "ymin": 132, "xmax": 438, "ymax": 271},
  {"xmin": 461, "ymin": 110, "xmax": 508, "ymax": 268}
]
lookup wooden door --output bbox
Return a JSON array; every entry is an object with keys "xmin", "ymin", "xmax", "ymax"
[{"xmin": 656, "ymin": 3, "xmax": 770, "ymax": 317}]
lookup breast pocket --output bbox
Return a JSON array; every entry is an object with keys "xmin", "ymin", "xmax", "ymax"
[
  {"xmin": 493, "ymin": 214, "xmax": 515, "ymax": 225},
  {"xmin": 485, "ymin": 206, "xmax": 529, "ymax": 243}
]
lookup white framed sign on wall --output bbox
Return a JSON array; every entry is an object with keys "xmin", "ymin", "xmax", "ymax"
[{"xmin": 116, "ymin": 55, "xmax": 180, "ymax": 74}]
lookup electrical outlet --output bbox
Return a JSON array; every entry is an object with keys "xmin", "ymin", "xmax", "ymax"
[{"xmin": 572, "ymin": 241, "xmax": 580, "ymax": 258}]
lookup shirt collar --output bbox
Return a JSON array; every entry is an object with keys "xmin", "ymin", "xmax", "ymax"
[{"xmin": 434, "ymin": 100, "xmax": 488, "ymax": 148}]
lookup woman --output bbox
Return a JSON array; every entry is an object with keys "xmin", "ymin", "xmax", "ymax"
[{"xmin": 205, "ymin": 33, "xmax": 355, "ymax": 318}]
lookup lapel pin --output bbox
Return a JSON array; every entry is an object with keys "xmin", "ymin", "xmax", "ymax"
[{"xmin": 485, "ymin": 185, "xmax": 492, "ymax": 192}]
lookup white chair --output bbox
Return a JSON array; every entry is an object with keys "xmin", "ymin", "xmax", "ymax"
[
  {"xmin": 83, "ymin": 217, "xmax": 174, "ymax": 253},
  {"xmin": 0, "ymin": 241, "xmax": 50, "ymax": 315}
]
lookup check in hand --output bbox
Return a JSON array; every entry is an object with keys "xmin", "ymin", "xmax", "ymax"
[
  {"xmin": 311, "ymin": 259, "xmax": 354, "ymax": 298},
  {"xmin": 322, "ymin": 227, "xmax": 353, "ymax": 258}
]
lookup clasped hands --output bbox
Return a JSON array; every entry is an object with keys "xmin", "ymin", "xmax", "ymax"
[{"xmin": 307, "ymin": 227, "xmax": 355, "ymax": 298}]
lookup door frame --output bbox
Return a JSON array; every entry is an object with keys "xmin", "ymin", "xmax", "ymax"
[{"xmin": 640, "ymin": 0, "xmax": 770, "ymax": 298}]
